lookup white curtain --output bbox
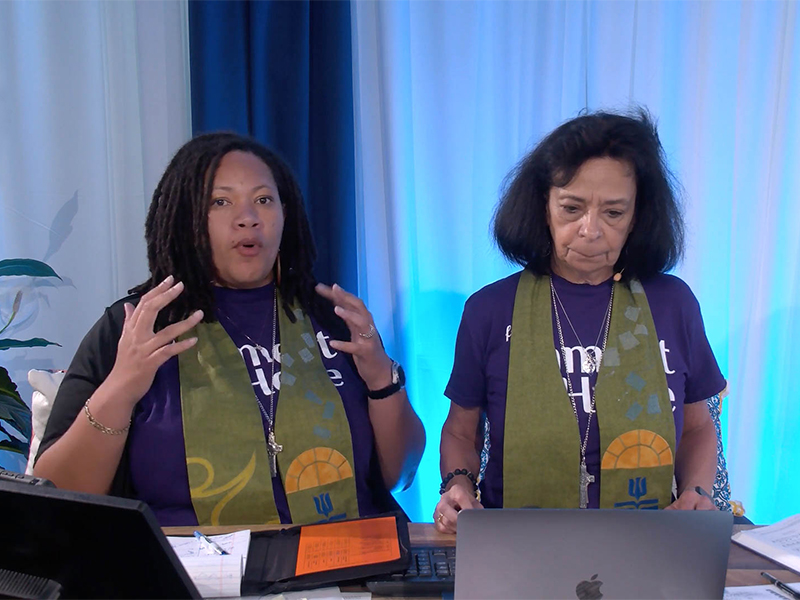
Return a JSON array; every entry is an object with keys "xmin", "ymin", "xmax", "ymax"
[
  {"xmin": 0, "ymin": 0, "xmax": 191, "ymax": 470},
  {"xmin": 352, "ymin": 0, "xmax": 800, "ymax": 523}
]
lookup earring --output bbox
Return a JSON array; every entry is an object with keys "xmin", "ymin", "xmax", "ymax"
[{"xmin": 613, "ymin": 245, "xmax": 629, "ymax": 282}]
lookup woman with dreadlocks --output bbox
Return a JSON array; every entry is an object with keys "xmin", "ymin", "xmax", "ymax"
[{"xmin": 35, "ymin": 133, "xmax": 426, "ymax": 526}]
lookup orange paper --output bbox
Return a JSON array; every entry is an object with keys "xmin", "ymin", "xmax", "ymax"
[{"xmin": 295, "ymin": 516, "xmax": 401, "ymax": 576}]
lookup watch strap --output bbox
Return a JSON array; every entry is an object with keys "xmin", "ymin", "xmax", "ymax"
[{"xmin": 367, "ymin": 360, "xmax": 405, "ymax": 400}]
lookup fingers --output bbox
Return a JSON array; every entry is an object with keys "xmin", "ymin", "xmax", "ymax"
[
  {"xmin": 433, "ymin": 484, "xmax": 484, "ymax": 534},
  {"xmin": 434, "ymin": 497, "xmax": 459, "ymax": 534},
  {"xmin": 317, "ymin": 282, "xmax": 381, "ymax": 353},
  {"xmin": 315, "ymin": 282, "xmax": 365, "ymax": 312},
  {"xmin": 151, "ymin": 335, "xmax": 198, "ymax": 365},
  {"xmin": 147, "ymin": 310, "xmax": 204, "ymax": 354},
  {"xmin": 333, "ymin": 304, "xmax": 372, "ymax": 333},
  {"xmin": 131, "ymin": 277, "xmax": 185, "ymax": 333},
  {"xmin": 129, "ymin": 276, "xmax": 173, "ymax": 329}
]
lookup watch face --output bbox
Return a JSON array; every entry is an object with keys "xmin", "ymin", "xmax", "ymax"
[
  {"xmin": 394, "ymin": 363, "xmax": 405, "ymax": 386},
  {"xmin": 391, "ymin": 361, "xmax": 400, "ymax": 384}
]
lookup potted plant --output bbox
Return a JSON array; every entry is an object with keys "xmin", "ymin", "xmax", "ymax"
[{"xmin": 0, "ymin": 259, "xmax": 61, "ymax": 463}]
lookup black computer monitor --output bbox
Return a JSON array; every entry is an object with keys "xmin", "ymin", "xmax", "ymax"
[{"xmin": 0, "ymin": 478, "xmax": 200, "ymax": 599}]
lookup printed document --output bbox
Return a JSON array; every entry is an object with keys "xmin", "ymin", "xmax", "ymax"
[
  {"xmin": 732, "ymin": 515, "xmax": 800, "ymax": 572},
  {"xmin": 168, "ymin": 530, "xmax": 251, "ymax": 598}
]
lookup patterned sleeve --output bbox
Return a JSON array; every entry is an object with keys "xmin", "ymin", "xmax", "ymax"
[{"xmin": 706, "ymin": 392, "xmax": 732, "ymax": 512}]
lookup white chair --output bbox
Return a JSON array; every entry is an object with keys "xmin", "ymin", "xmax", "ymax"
[{"xmin": 25, "ymin": 369, "xmax": 65, "ymax": 475}]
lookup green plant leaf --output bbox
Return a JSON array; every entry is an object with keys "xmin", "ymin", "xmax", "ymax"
[
  {"xmin": 0, "ymin": 396, "xmax": 32, "ymax": 441},
  {"xmin": 0, "ymin": 420, "xmax": 30, "ymax": 455},
  {"xmin": 0, "ymin": 338, "xmax": 61, "ymax": 350},
  {"xmin": 0, "ymin": 290, "xmax": 24, "ymax": 336},
  {"xmin": 0, "ymin": 366, "xmax": 21, "ymax": 402},
  {"xmin": 0, "ymin": 438, "xmax": 29, "ymax": 456},
  {"xmin": 0, "ymin": 367, "xmax": 31, "ymax": 441},
  {"xmin": 0, "ymin": 259, "xmax": 61, "ymax": 279}
]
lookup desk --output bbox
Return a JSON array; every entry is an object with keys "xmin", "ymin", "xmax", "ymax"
[{"xmin": 164, "ymin": 523, "xmax": 800, "ymax": 598}]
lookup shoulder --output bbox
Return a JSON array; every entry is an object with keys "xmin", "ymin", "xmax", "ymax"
[
  {"xmin": 86, "ymin": 294, "xmax": 140, "ymax": 343},
  {"xmin": 455, "ymin": 271, "xmax": 521, "ymax": 352},
  {"xmin": 639, "ymin": 274, "xmax": 700, "ymax": 310},
  {"xmin": 106, "ymin": 294, "xmax": 140, "ymax": 319},
  {"xmin": 639, "ymin": 273, "xmax": 694, "ymax": 295},
  {"xmin": 463, "ymin": 271, "xmax": 522, "ymax": 317}
]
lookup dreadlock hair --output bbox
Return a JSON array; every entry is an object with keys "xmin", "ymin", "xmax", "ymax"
[
  {"xmin": 130, "ymin": 132, "xmax": 333, "ymax": 330},
  {"xmin": 492, "ymin": 107, "xmax": 685, "ymax": 282}
]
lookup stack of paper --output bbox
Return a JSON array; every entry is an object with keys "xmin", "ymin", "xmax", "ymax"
[
  {"xmin": 724, "ymin": 582, "xmax": 800, "ymax": 599},
  {"xmin": 732, "ymin": 514, "xmax": 800, "ymax": 572},
  {"xmin": 167, "ymin": 530, "xmax": 251, "ymax": 598}
]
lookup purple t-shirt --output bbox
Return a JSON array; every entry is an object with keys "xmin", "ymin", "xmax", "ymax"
[
  {"xmin": 445, "ymin": 271, "xmax": 726, "ymax": 509},
  {"xmin": 128, "ymin": 283, "xmax": 385, "ymax": 525}
]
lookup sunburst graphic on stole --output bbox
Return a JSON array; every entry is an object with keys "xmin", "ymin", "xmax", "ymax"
[
  {"xmin": 284, "ymin": 447, "xmax": 354, "ymax": 493},
  {"xmin": 601, "ymin": 429, "xmax": 673, "ymax": 469}
]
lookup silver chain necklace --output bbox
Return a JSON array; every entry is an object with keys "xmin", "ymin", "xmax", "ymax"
[
  {"xmin": 551, "ymin": 283, "xmax": 610, "ymax": 374},
  {"xmin": 216, "ymin": 286, "xmax": 284, "ymax": 477},
  {"xmin": 550, "ymin": 277, "xmax": 614, "ymax": 508}
]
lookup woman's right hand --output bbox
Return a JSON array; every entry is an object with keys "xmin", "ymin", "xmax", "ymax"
[
  {"xmin": 102, "ymin": 276, "xmax": 203, "ymax": 407},
  {"xmin": 433, "ymin": 480, "xmax": 484, "ymax": 534}
]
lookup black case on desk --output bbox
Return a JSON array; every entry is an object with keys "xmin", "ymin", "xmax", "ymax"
[{"xmin": 242, "ymin": 512, "xmax": 411, "ymax": 594}]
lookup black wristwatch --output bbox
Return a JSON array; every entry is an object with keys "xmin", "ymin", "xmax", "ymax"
[{"xmin": 367, "ymin": 360, "xmax": 405, "ymax": 400}]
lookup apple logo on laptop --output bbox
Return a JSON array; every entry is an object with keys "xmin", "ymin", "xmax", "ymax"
[{"xmin": 575, "ymin": 573, "xmax": 603, "ymax": 599}]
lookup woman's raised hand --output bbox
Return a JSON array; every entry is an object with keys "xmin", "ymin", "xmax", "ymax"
[
  {"xmin": 315, "ymin": 283, "xmax": 393, "ymax": 391},
  {"xmin": 103, "ymin": 276, "xmax": 203, "ymax": 407}
]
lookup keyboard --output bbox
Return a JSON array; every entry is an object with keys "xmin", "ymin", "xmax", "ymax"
[{"xmin": 365, "ymin": 546, "xmax": 455, "ymax": 596}]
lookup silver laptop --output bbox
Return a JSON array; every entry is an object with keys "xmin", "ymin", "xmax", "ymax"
[{"xmin": 455, "ymin": 508, "xmax": 733, "ymax": 600}]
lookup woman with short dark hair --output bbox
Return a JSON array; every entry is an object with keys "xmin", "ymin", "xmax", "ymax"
[
  {"xmin": 435, "ymin": 110, "xmax": 725, "ymax": 533},
  {"xmin": 35, "ymin": 133, "xmax": 425, "ymax": 526}
]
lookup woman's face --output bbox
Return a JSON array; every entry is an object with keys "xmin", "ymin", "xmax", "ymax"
[
  {"xmin": 207, "ymin": 151, "xmax": 285, "ymax": 289},
  {"xmin": 546, "ymin": 157, "xmax": 636, "ymax": 285}
]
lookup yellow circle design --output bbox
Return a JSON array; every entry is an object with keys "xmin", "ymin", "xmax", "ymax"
[
  {"xmin": 284, "ymin": 447, "xmax": 354, "ymax": 494},
  {"xmin": 601, "ymin": 429, "xmax": 674, "ymax": 470}
]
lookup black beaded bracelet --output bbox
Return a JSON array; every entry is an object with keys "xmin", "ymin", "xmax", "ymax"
[{"xmin": 439, "ymin": 468, "xmax": 478, "ymax": 495}]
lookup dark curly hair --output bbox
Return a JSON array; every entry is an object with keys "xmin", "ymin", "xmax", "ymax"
[
  {"xmin": 130, "ymin": 132, "xmax": 338, "ymax": 330},
  {"xmin": 492, "ymin": 108, "xmax": 685, "ymax": 281}
]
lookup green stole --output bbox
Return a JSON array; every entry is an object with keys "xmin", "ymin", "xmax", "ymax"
[
  {"xmin": 177, "ymin": 297, "xmax": 359, "ymax": 525},
  {"xmin": 503, "ymin": 271, "xmax": 676, "ymax": 509}
]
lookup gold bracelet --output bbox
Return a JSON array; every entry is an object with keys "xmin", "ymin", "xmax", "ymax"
[{"xmin": 83, "ymin": 399, "xmax": 130, "ymax": 435}]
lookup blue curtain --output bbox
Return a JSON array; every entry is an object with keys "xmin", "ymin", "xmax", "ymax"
[{"xmin": 188, "ymin": 0, "xmax": 357, "ymax": 291}]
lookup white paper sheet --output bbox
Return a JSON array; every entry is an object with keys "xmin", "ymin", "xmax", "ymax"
[
  {"xmin": 168, "ymin": 530, "xmax": 251, "ymax": 560},
  {"xmin": 167, "ymin": 530, "xmax": 251, "ymax": 598},
  {"xmin": 732, "ymin": 515, "xmax": 800, "ymax": 572},
  {"xmin": 252, "ymin": 588, "xmax": 371, "ymax": 600},
  {"xmin": 182, "ymin": 555, "xmax": 244, "ymax": 598},
  {"xmin": 724, "ymin": 582, "xmax": 800, "ymax": 599}
]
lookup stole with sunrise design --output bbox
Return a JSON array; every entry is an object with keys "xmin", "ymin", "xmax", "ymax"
[
  {"xmin": 503, "ymin": 272, "xmax": 675, "ymax": 509},
  {"xmin": 178, "ymin": 295, "xmax": 359, "ymax": 526}
]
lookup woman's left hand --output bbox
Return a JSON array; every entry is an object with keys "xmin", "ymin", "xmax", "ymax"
[
  {"xmin": 665, "ymin": 486, "xmax": 716, "ymax": 511},
  {"xmin": 315, "ymin": 283, "xmax": 394, "ymax": 391}
]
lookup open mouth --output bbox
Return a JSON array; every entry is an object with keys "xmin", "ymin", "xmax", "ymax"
[{"xmin": 235, "ymin": 239, "xmax": 262, "ymax": 256}]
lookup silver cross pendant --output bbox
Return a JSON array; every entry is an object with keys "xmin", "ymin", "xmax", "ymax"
[
  {"xmin": 579, "ymin": 460, "xmax": 595, "ymax": 509},
  {"xmin": 267, "ymin": 430, "xmax": 283, "ymax": 478}
]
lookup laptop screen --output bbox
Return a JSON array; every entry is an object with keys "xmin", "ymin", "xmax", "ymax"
[{"xmin": 0, "ymin": 479, "xmax": 200, "ymax": 599}]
